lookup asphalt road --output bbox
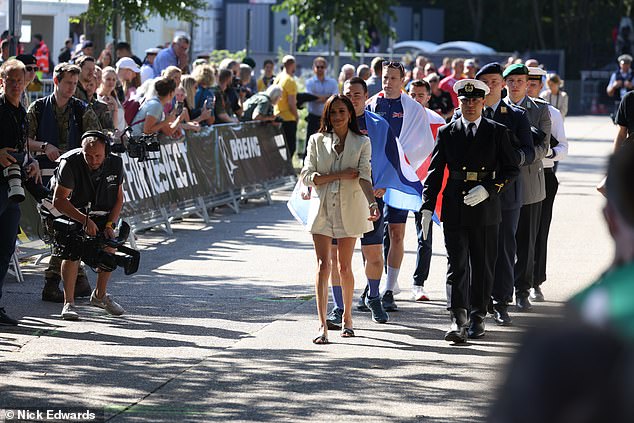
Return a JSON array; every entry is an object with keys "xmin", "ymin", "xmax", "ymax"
[{"xmin": 0, "ymin": 115, "xmax": 617, "ymax": 422}]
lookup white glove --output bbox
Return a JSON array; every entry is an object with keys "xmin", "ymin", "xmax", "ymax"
[
  {"xmin": 463, "ymin": 185, "xmax": 490, "ymax": 207},
  {"xmin": 421, "ymin": 209, "xmax": 433, "ymax": 240}
]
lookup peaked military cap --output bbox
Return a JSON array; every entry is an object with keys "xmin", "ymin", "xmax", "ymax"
[{"xmin": 454, "ymin": 78, "xmax": 490, "ymax": 99}]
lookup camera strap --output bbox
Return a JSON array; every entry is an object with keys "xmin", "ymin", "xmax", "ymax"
[
  {"xmin": 1, "ymin": 95, "xmax": 28, "ymax": 157},
  {"xmin": 84, "ymin": 202, "xmax": 92, "ymax": 232}
]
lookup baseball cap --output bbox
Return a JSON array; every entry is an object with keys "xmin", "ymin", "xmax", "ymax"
[{"xmin": 116, "ymin": 57, "xmax": 140, "ymax": 73}]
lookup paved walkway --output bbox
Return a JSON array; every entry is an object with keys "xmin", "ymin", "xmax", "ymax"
[{"xmin": 0, "ymin": 116, "xmax": 617, "ymax": 422}]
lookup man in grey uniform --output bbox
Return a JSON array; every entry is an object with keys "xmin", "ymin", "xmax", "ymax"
[{"xmin": 503, "ymin": 63, "xmax": 551, "ymax": 311}]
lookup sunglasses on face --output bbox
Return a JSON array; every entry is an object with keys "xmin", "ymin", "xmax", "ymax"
[{"xmin": 25, "ymin": 66, "xmax": 38, "ymax": 72}]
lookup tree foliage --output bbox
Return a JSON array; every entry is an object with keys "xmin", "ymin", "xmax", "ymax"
[
  {"xmin": 273, "ymin": 0, "xmax": 397, "ymax": 53},
  {"xmin": 83, "ymin": 0, "xmax": 207, "ymax": 32},
  {"xmin": 209, "ymin": 49, "xmax": 246, "ymax": 65}
]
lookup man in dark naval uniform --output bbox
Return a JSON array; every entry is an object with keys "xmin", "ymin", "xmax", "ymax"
[{"xmin": 421, "ymin": 79, "xmax": 520, "ymax": 343}]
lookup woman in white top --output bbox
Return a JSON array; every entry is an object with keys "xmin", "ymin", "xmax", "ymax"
[
  {"xmin": 97, "ymin": 66, "xmax": 126, "ymax": 133},
  {"xmin": 300, "ymin": 94, "xmax": 380, "ymax": 344}
]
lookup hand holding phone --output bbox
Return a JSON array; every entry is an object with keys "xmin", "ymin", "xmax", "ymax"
[
  {"xmin": 204, "ymin": 95, "xmax": 215, "ymax": 110},
  {"xmin": 175, "ymin": 101, "xmax": 184, "ymax": 116}
]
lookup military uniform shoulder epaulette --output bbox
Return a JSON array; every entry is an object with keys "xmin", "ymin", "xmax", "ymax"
[{"xmin": 504, "ymin": 100, "xmax": 526, "ymax": 112}]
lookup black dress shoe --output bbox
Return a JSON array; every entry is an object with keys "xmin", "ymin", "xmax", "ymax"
[
  {"xmin": 445, "ymin": 309, "xmax": 468, "ymax": 343},
  {"xmin": 516, "ymin": 295, "xmax": 533, "ymax": 311},
  {"xmin": 468, "ymin": 319, "xmax": 486, "ymax": 339},
  {"xmin": 445, "ymin": 327, "xmax": 467, "ymax": 343},
  {"xmin": 530, "ymin": 286, "xmax": 545, "ymax": 302},
  {"xmin": 0, "ymin": 307, "xmax": 18, "ymax": 326},
  {"xmin": 493, "ymin": 307, "xmax": 513, "ymax": 326}
]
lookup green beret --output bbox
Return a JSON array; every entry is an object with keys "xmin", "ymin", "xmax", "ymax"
[{"xmin": 503, "ymin": 63, "xmax": 529, "ymax": 79}]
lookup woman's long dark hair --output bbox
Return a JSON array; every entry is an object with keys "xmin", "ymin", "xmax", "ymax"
[{"xmin": 318, "ymin": 94, "xmax": 363, "ymax": 136}]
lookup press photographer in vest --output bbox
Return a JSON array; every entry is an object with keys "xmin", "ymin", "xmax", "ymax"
[
  {"xmin": 52, "ymin": 130, "xmax": 125, "ymax": 321},
  {"xmin": 0, "ymin": 59, "xmax": 41, "ymax": 325},
  {"xmin": 27, "ymin": 62, "xmax": 101, "ymax": 303}
]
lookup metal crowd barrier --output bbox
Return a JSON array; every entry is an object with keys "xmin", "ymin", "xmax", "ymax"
[{"xmin": 11, "ymin": 120, "xmax": 296, "ymax": 277}]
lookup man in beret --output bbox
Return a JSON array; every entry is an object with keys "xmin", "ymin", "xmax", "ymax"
[
  {"xmin": 474, "ymin": 62, "xmax": 534, "ymax": 325},
  {"xmin": 607, "ymin": 54, "xmax": 634, "ymax": 121},
  {"xmin": 421, "ymin": 79, "xmax": 519, "ymax": 342},
  {"xmin": 503, "ymin": 63, "xmax": 551, "ymax": 311}
]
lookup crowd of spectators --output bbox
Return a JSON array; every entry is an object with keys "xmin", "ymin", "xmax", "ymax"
[{"xmin": 0, "ymin": 31, "xmax": 570, "ymax": 163}]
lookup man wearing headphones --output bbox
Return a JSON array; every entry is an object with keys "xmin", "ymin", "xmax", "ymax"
[{"xmin": 52, "ymin": 130, "xmax": 125, "ymax": 320}]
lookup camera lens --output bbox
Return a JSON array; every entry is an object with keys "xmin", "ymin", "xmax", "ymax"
[{"xmin": 3, "ymin": 163, "xmax": 25, "ymax": 202}]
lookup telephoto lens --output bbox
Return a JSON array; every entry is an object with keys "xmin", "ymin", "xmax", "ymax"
[{"xmin": 3, "ymin": 163, "xmax": 25, "ymax": 202}]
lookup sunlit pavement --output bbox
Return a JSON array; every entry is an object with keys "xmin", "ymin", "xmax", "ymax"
[{"xmin": 0, "ymin": 115, "xmax": 616, "ymax": 422}]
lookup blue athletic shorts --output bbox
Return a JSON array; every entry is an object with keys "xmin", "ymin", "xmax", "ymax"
[{"xmin": 384, "ymin": 204, "xmax": 410, "ymax": 224}]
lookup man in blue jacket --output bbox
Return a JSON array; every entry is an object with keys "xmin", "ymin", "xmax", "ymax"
[{"xmin": 477, "ymin": 63, "xmax": 534, "ymax": 325}]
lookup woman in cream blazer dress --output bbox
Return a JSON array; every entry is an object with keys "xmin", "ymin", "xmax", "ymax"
[{"xmin": 300, "ymin": 95, "xmax": 379, "ymax": 344}]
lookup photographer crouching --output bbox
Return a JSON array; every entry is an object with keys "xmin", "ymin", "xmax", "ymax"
[
  {"xmin": 52, "ymin": 130, "xmax": 127, "ymax": 320},
  {"xmin": 0, "ymin": 59, "xmax": 42, "ymax": 325}
]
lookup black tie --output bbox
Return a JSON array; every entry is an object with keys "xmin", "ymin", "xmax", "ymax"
[
  {"xmin": 484, "ymin": 107, "xmax": 494, "ymax": 119},
  {"xmin": 467, "ymin": 122, "xmax": 476, "ymax": 141}
]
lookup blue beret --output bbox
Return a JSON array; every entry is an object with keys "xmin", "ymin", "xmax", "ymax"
[{"xmin": 476, "ymin": 62, "xmax": 503, "ymax": 79}]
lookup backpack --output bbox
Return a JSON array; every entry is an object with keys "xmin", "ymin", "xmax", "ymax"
[{"xmin": 123, "ymin": 98, "xmax": 142, "ymax": 126}]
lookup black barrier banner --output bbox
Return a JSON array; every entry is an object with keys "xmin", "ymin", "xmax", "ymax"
[
  {"xmin": 18, "ymin": 122, "xmax": 293, "ymax": 240},
  {"xmin": 120, "ymin": 137, "xmax": 201, "ymax": 216},
  {"xmin": 213, "ymin": 122, "xmax": 294, "ymax": 188}
]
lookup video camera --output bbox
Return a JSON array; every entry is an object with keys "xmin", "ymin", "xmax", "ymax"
[
  {"xmin": 2, "ymin": 151, "xmax": 50, "ymax": 203},
  {"xmin": 53, "ymin": 218, "xmax": 140, "ymax": 275},
  {"xmin": 109, "ymin": 127, "xmax": 160, "ymax": 162}
]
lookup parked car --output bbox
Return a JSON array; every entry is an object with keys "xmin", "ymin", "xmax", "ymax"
[
  {"xmin": 434, "ymin": 41, "xmax": 496, "ymax": 55},
  {"xmin": 391, "ymin": 40, "xmax": 439, "ymax": 55}
]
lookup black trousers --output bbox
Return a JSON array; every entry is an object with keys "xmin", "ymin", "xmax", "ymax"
[
  {"xmin": 0, "ymin": 186, "xmax": 20, "ymax": 301},
  {"xmin": 491, "ymin": 207, "xmax": 521, "ymax": 305},
  {"xmin": 444, "ymin": 224, "xmax": 499, "ymax": 320},
  {"xmin": 281, "ymin": 120, "xmax": 298, "ymax": 161},
  {"xmin": 534, "ymin": 169, "xmax": 559, "ymax": 287},
  {"xmin": 413, "ymin": 211, "xmax": 433, "ymax": 286},
  {"xmin": 514, "ymin": 201, "xmax": 542, "ymax": 297},
  {"xmin": 303, "ymin": 113, "xmax": 322, "ymax": 158}
]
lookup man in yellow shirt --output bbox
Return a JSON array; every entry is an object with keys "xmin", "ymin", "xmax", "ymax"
[{"xmin": 274, "ymin": 55, "xmax": 299, "ymax": 160}]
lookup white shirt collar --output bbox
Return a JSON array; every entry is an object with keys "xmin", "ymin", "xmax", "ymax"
[
  {"xmin": 461, "ymin": 115, "xmax": 482, "ymax": 134},
  {"xmin": 487, "ymin": 99, "xmax": 502, "ymax": 113}
]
